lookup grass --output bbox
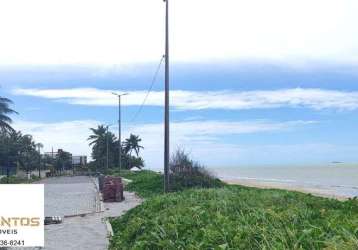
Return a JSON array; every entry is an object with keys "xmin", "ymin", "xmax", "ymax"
[
  {"xmin": 0, "ymin": 175, "xmax": 40, "ymax": 184},
  {"xmin": 112, "ymin": 169, "xmax": 224, "ymax": 198},
  {"xmin": 110, "ymin": 170, "xmax": 358, "ymax": 250},
  {"xmin": 113, "ymin": 170, "xmax": 164, "ymax": 198}
]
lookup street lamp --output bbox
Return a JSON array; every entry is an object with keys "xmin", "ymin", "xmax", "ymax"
[
  {"xmin": 105, "ymin": 124, "xmax": 116, "ymax": 171},
  {"xmin": 37, "ymin": 143, "xmax": 43, "ymax": 178},
  {"xmin": 112, "ymin": 92, "xmax": 128, "ymax": 174}
]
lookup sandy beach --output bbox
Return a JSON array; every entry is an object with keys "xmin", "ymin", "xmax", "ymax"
[{"xmin": 224, "ymin": 178, "xmax": 350, "ymax": 201}]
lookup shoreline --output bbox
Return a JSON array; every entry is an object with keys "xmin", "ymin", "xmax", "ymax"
[{"xmin": 224, "ymin": 178, "xmax": 350, "ymax": 201}]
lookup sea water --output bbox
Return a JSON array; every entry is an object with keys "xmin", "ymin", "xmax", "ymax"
[{"xmin": 211, "ymin": 164, "xmax": 358, "ymax": 198}]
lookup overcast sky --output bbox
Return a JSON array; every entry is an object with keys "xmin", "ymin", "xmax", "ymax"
[
  {"xmin": 1, "ymin": 0, "xmax": 358, "ymax": 169},
  {"xmin": 1, "ymin": 0, "xmax": 357, "ymax": 65}
]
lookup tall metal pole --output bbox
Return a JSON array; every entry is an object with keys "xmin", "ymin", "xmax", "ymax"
[
  {"xmin": 38, "ymin": 145, "xmax": 41, "ymax": 178},
  {"xmin": 106, "ymin": 126, "xmax": 109, "ymax": 170},
  {"xmin": 118, "ymin": 95, "xmax": 121, "ymax": 173},
  {"xmin": 112, "ymin": 93, "xmax": 128, "ymax": 174},
  {"xmin": 164, "ymin": 0, "xmax": 170, "ymax": 192}
]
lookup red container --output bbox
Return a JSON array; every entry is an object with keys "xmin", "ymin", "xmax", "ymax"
[{"xmin": 102, "ymin": 176, "xmax": 124, "ymax": 202}]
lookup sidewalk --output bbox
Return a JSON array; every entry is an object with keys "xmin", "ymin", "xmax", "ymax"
[{"xmin": 16, "ymin": 176, "xmax": 142, "ymax": 250}]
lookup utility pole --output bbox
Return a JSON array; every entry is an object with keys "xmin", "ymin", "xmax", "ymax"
[
  {"xmin": 106, "ymin": 126, "xmax": 109, "ymax": 170},
  {"xmin": 6, "ymin": 160, "xmax": 9, "ymax": 184},
  {"xmin": 112, "ymin": 93, "xmax": 128, "ymax": 174},
  {"xmin": 37, "ymin": 143, "xmax": 43, "ymax": 179},
  {"xmin": 164, "ymin": 0, "xmax": 170, "ymax": 192}
]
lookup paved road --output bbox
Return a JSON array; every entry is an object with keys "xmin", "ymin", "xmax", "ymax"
[
  {"xmin": 17, "ymin": 176, "xmax": 142, "ymax": 250},
  {"xmin": 40, "ymin": 176, "xmax": 100, "ymax": 217}
]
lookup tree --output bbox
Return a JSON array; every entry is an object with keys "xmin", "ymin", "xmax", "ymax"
[
  {"xmin": 0, "ymin": 96, "xmax": 17, "ymax": 133},
  {"xmin": 88, "ymin": 125, "xmax": 108, "ymax": 168},
  {"xmin": 88, "ymin": 126, "xmax": 146, "ymax": 171},
  {"xmin": 123, "ymin": 134, "xmax": 144, "ymax": 156},
  {"xmin": 55, "ymin": 149, "xmax": 72, "ymax": 172},
  {"xmin": 122, "ymin": 154, "xmax": 144, "ymax": 170},
  {"xmin": 88, "ymin": 125, "xmax": 108, "ymax": 147},
  {"xmin": 0, "ymin": 130, "xmax": 19, "ymax": 176},
  {"xmin": 0, "ymin": 97, "xmax": 46, "ymax": 178},
  {"xmin": 0, "ymin": 130, "xmax": 41, "ymax": 177},
  {"xmin": 121, "ymin": 134, "xmax": 144, "ymax": 170},
  {"xmin": 17, "ymin": 134, "xmax": 40, "ymax": 173},
  {"xmin": 88, "ymin": 125, "xmax": 117, "ymax": 170}
]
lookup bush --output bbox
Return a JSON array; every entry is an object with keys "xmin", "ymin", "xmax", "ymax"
[
  {"xmin": 169, "ymin": 149, "xmax": 224, "ymax": 191},
  {"xmin": 122, "ymin": 154, "xmax": 144, "ymax": 170},
  {"xmin": 114, "ymin": 170, "xmax": 164, "ymax": 198},
  {"xmin": 110, "ymin": 187, "xmax": 358, "ymax": 250},
  {"xmin": 31, "ymin": 174, "xmax": 41, "ymax": 181},
  {"xmin": 0, "ymin": 175, "xmax": 38, "ymax": 184}
]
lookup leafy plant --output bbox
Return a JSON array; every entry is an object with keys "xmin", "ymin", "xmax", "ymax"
[
  {"xmin": 169, "ymin": 148, "xmax": 224, "ymax": 191},
  {"xmin": 116, "ymin": 170, "xmax": 164, "ymax": 198},
  {"xmin": 110, "ymin": 186, "xmax": 358, "ymax": 250},
  {"xmin": 0, "ymin": 96, "xmax": 17, "ymax": 133},
  {"xmin": 88, "ymin": 126, "xmax": 144, "ymax": 171}
]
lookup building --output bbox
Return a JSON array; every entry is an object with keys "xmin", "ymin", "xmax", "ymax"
[
  {"xmin": 72, "ymin": 156, "xmax": 87, "ymax": 166},
  {"xmin": 44, "ymin": 149, "xmax": 87, "ymax": 167}
]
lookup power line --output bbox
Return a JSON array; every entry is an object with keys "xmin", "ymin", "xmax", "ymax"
[{"xmin": 128, "ymin": 55, "xmax": 165, "ymax": 124}]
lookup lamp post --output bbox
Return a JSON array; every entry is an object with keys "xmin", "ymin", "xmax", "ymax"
[
  {"xmin": 106, "ymin": 126, "xmax": 109, "ymax": 170},
  {"xmin": 37, "ymin": 143, "xmax": 43, "ymax": 179},
  {"xmin": 112, "ymin": 93, "xmax": 128, "ymax": 174},
  {"xmin": 105, "ymin": 123, "xmax": 116, "ymax": 171}
]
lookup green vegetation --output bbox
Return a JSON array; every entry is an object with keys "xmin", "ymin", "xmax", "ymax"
[
  {"xmin": 0, "ymin": 95, "xmax": 67, "ymax": 178},
  {"xmin": 53, "ymin": 149, "xmax": 72, "ymax": 173},
  {"xmin": 0, "ymin": 175, "xmax": 40, "ymax": 184},
  {"xmin": 110, "ymin": 151, "xmax": 358, "ymax": 249},
  {"xmin": 88, "ymin": 125, "xmax": 144, "ymax": 171},
  {"xmin": 115, "ymin": 170, "xmax": 164, "ymax": 198},
  {"xmin": 169, "ymin": 148, "xmax": 224, "ymax": 191},
  {"xmin": 0, "ymin": 95, "xmax": 48, "ymax": 178},
  {"xmin": 0, "ymin": 96, "xmax": 17, "ymax": 133},
  {"xmin": 111, "ymin": 149, "xmax": 224, "ymax": 198},
  {"xmin": 110, "ymin": 170, "xmax": 358, "ymax": 249}
]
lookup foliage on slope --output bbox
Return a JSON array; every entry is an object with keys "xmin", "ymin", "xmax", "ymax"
[
  {"xmin": 110, "ymin": 186, "xmax": 358, "ymax": 250},
  {"xmin": 114, "ymin": 169, "xmax": 224, "ymax": 198},
  {"xmin": 118, "ymin": 170, "xmax": 164, "ymax": 198}
]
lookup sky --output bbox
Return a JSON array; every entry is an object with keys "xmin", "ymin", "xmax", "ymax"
[{"xmin": 1, "ymin": 0, "xmax": 358, "ymax": 169}]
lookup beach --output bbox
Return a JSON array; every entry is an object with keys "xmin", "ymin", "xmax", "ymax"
[
  {"xmin": 224, "ymin": 178, "xmax": 349, "ymax": 200},
  {"xmin": 213, "ymin": 164, "xmax": 358, "ymax": 200}
]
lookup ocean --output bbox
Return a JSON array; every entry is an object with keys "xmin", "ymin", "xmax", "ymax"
[{"xmin": 211, "ymin": 164, "xmax": 358, "ymax": 198}]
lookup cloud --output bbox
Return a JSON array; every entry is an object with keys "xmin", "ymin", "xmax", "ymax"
[
  {"xmin": 12, "ymin": 119, "xmax": 316, "ymax": 168},
  {"xmin": 0, "ymin": 0, "xmax": 358, "ymax": 65},
  {"xmin": 13, "ymin": 87, "xmax": 358, "ymax": 110},
  {"xmin": 126, "ymin": 120, "xmax": 316, "ymax": 168},
  {"xmin": 13, "ymin": 120, "xmax": 101, "ymax": 157}
]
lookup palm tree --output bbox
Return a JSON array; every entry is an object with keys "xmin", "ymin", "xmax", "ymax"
[
  {"xmin": 0, "ymin": 97, "xmax": 17, "ymax": 133},
  {"xmin": 88, "ymin": 125, "xmax": 117, "ymax": 169},
  {"xmin": 56, "ymin": 149, "xmax": 72, "ymax": 172},
  {"xmin": 88, "ymin": 125, "xmax": 108, "ymax": 146},
  {"xmin": 88, "ymin": 125, "xmax": 107, "ymax": 167},
  {"xmin": 123, "ymin": 134, "xmax": 144, "ymax": 156}
]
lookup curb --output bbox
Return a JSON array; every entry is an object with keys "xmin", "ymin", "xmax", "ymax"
[
  {"xmin": 90, "ymin": 177, "xmax": 105, "ymax": 213},
  {"xmin": 105, "ymin": 219, "xmax": 114, "ymax": 237},
  {"xmin": 64, "ymin": 210, "xmax": 103, "ymax": 219}
]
